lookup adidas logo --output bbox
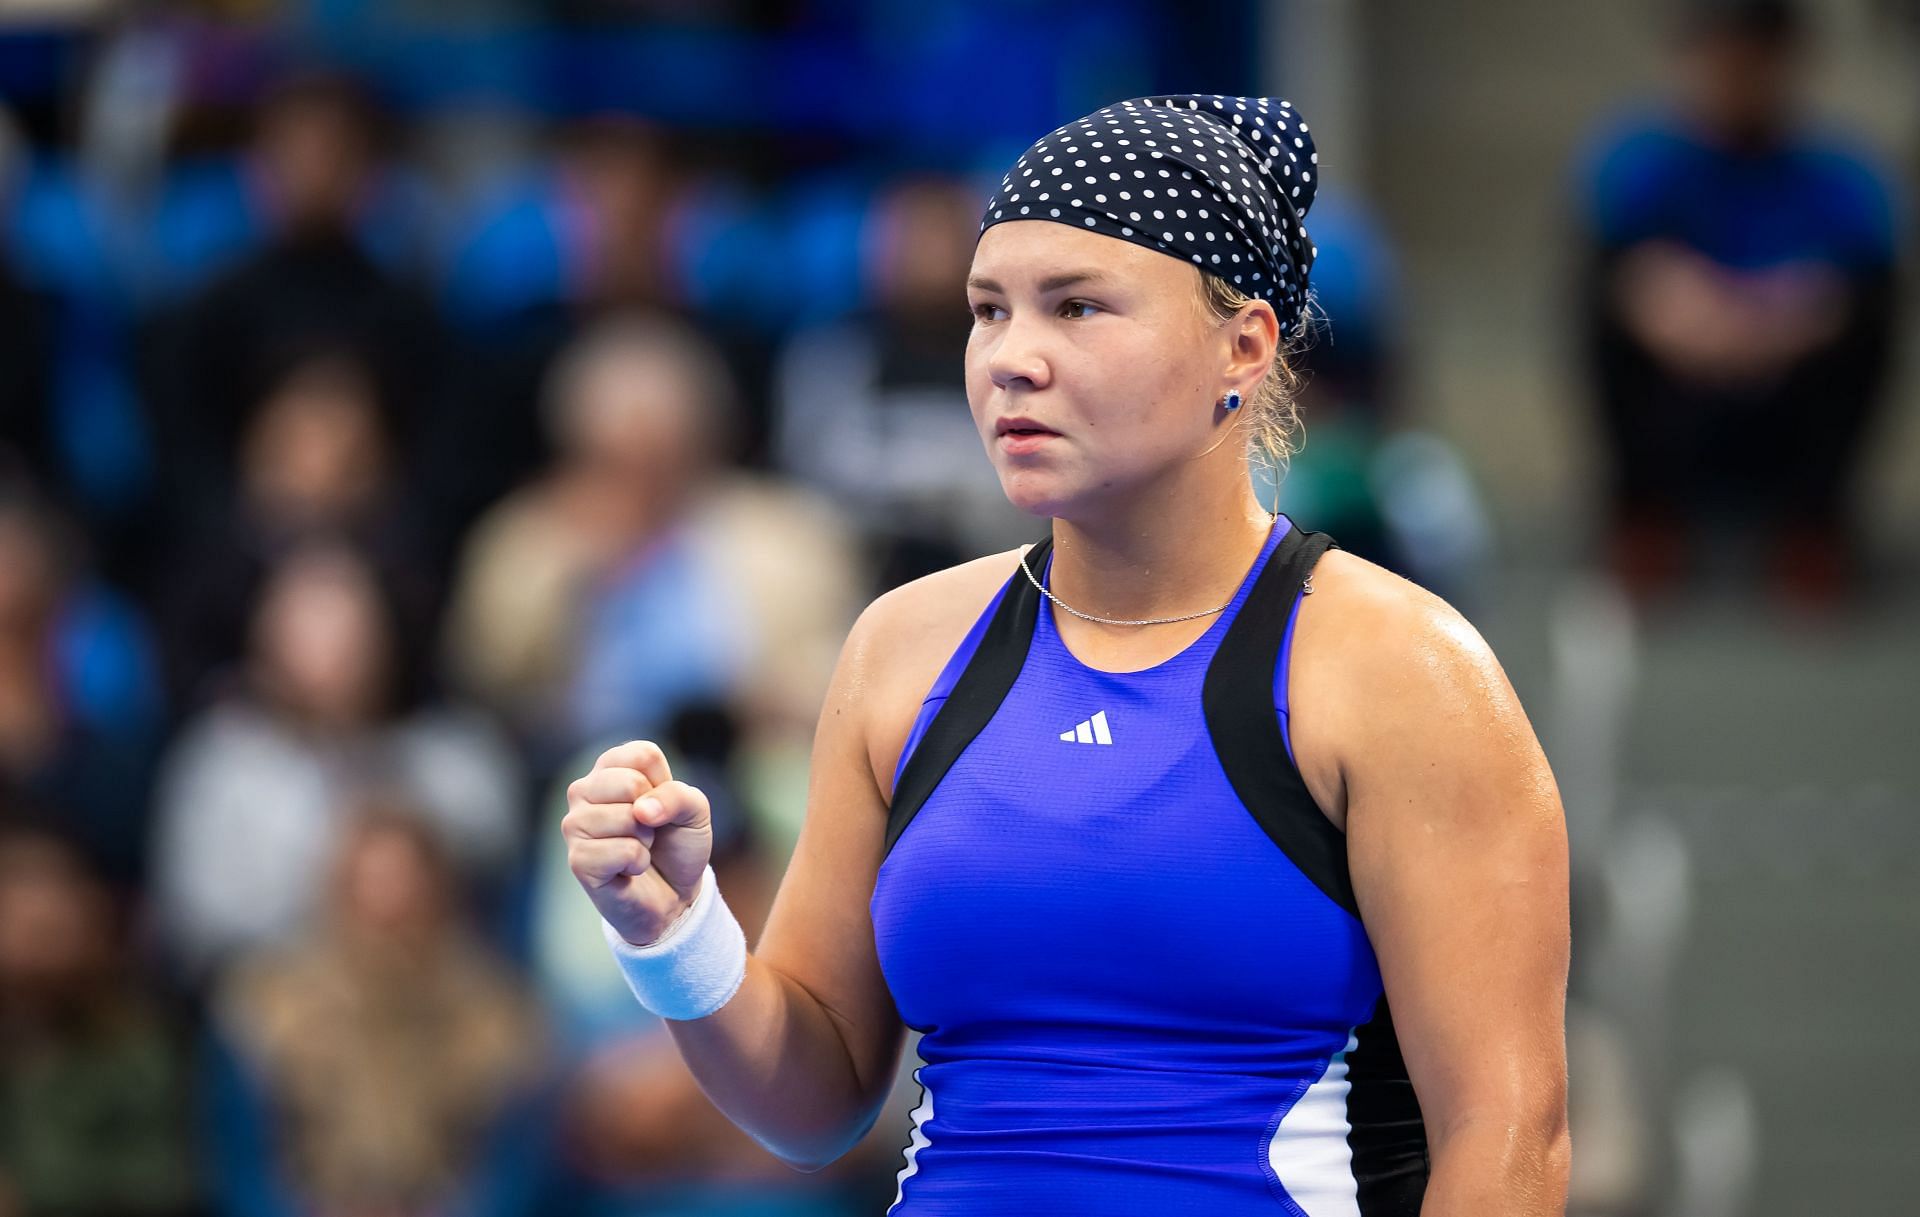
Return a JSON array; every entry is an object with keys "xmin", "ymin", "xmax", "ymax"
[{"xmin": 1059, "ymin": 711, "xmax": 1114, "ymax": 746}]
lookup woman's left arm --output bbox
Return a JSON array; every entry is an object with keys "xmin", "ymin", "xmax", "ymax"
[{"xmin": 1334, "ymin": 588, "xmax": 1572, "ymax": 1216}]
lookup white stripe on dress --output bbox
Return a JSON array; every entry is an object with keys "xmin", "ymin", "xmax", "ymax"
[
  {"xmin": 1267, "ymin": 1032, "xmax": 1362, "ymax": 1217},
  {"xmin": 887, "ymin": 1066, "xmax": 935, "ymax": 1214}
]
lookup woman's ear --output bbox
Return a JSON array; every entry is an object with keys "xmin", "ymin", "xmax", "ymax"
[{"xmin": 1223, "ymin": 300, "xmax": 1281, "ymax": 390}]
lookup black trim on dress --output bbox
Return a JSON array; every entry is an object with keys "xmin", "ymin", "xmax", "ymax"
[
  {"xmin": 883, "ymin": 539, "xmax": 1050, "ymax": 857},
  {"xmin": 1202, "ymin": 526, "xmax": 1356, "ymax": 918}
]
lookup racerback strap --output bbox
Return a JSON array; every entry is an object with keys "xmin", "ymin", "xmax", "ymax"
[{"xmin": 1201, "ymin": 524, "xmax": 1355, "ymax": 918}]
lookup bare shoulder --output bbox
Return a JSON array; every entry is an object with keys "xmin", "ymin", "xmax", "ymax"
[
  {"xmin": 1288, "ymin": 548, "xmax": 1527, "ymax": 829},
  {"xmin": 838, "ymin": 547, "xmax": 1029, "ymax": 802},
  {"xmin": 852, "ymin": 547, "xmax": 1028, "ymax": 661},
  {"xmin": 1305, "ymin": 549, "xmax": 1502, "ymax": 683}
]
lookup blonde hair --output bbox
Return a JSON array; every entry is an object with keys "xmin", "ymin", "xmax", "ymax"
[{"xmin": 1195, "ymin": 271, "xmax": 1312, "ymax": 474}]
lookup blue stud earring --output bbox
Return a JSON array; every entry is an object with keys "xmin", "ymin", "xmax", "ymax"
[{"xmin": 1222, "ymin": 391, "xmax": 1243, "ymax": 412}]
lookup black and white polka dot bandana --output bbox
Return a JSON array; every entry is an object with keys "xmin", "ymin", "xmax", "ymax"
[{"xmin": 979, "ymin": 94, "xmax": 1320, "ymax": 337}]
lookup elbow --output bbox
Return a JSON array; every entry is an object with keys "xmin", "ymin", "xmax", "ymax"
[
  {"xmin": 757, "ymin": 1105, "xmax": 887, "ymax": 1175},
  {"xmin": 1517, "ymin": 1082, "xmax": 1571, "ymax": 1157},
  {"xmin": 766, "ymin": 1145, "xmax": 832, "ymax": 1174},
  {"xmin": 775, "ymin": 1150, "xmax": 840, "ymax": 1175},
  {"xmin": 1430, "ymin": 1086, "xmax": 1571, "ymax": 1177},
  {"xmin": 1539, "ymin": 1083, "xmax": 1573, "ymax": 1168},
  {"xmin": 1422, "ymin": 1107, "xmax": 1572, "ymax": 1216},
  {"xmin": 1540, "ymin": 1105, "xmax": 1573, "ymax": 1193},
  {"xmin": 759, "ymin": 1129, "xmax": 858, "ymax": 1175}
]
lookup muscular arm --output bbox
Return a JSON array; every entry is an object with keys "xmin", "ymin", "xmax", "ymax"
[
  {"xmin": 1308, "ymin": 566, "xmax": 1572, "ymax": 1214},
  {"xmin": 660, "ymin": 599, "xmax": 909, "ymax": 1169}
]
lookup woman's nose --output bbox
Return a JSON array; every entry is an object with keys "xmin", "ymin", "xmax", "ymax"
[{"xmin": 987, "ymin": 316, "xmax": 1051, "ymax": 391}]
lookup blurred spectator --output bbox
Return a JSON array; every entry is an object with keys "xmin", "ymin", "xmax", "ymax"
[
  {"xmin": 773, "ymin": 174, "xmax": 1032, "ymax": 588},
  {"xmin": 429, "ymin": 118, "xmax": 706, "ymax": 542},
  {"xmin": 443, "ymin": 310, "xmax": 744, "ymax": 759},
  {"xmin": 444, "ymin": 310, "xmax": 859, "ymax": 774},
  {"xmin": 206, "ymin": 802, "xmax": 549, "ymax": 1217},
  {"xmin": 143, "ymin": 70, "xmax": 445, "ymax": 556},
  {"xmin": 0, "ymin": 821, "xmax": 198, "ymax": 1217},
  {"xmin": 156, "ymin": 345, "xmax": 438, "ymax": 710},
  {"xmin": 558, "ymin": 117, "xmax": 685, "ymax": 312},
  {"xmin": 688, "ymin": 470, "xmax": 864, "ymax": 860},
  {"xmin": 150, "ymin": 541, "xmax": 523, "ymax": 982},
  {"xmin": 1573, "ymin": 0, "xmax": 1900, "ymax": 606},
  {"xmin": 0, "ymin": 488, "xmax": 162, "ymax": 887}
]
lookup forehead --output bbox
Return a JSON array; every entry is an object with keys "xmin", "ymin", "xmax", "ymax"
[{"xmin": 970, "ymin": 220, "xmax": 1193, "ymax": 291}]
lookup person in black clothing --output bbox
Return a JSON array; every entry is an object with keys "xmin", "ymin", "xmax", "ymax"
[
  {"xmin": 1575, "ymin": 0, "xmax": 1900, "ymax": 606},
  {"xmin": 141, "ymin": 71, "xmax": 446, "ymax": 590},
  {"xmin": 154, "ymin": 345, "xmax": 439, "ymax": 714},
  {"xmin": 0, "ymin": 250, "xmax": 52, "ymax": 495}
]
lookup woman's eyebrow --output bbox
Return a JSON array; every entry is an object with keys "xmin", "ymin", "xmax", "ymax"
[{"xmin": 966, "ymin": 271, "xmax": 1110, "ymax": 295}]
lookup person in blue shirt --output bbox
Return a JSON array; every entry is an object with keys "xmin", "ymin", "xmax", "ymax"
[
  {"xmin": 566, "ymin": 95, "xmax": 1571, "ymax": 1215},
  {"xmin": 1575, "ymin": 0, "xmax": 1901, "ymax": 606}
]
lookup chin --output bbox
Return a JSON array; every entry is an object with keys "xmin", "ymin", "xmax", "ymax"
[{"xmin": 993, "ymin": 466, "xmax": 1084, "ymax": 521}]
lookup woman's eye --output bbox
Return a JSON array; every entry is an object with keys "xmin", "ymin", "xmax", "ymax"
[
  {"xmin": 1061, "ymin": 300, "xmax": 1101, "ymax": 319},
  {"xmin": 971, "ymin": 302, "xmax": 1007, "ymax": 322}
]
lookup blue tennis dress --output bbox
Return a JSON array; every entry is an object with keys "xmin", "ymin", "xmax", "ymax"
[{"xmin": 870, "ymin": 516, "xmax": 1428, "ymax": 1215}]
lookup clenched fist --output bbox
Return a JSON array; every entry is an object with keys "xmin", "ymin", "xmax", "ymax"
[{"xmin": 562, "ymin": 739, "xmax": 713, "ymax": 946}]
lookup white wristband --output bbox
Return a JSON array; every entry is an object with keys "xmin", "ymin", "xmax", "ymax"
[{"xmin": 600, "ymin": 865, "xmax": 747, "ymax": 1021}]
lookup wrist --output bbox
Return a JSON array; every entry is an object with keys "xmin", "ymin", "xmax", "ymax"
[{"xmin": 600, "ymin": 864, "xmax": 746, "ymax": 1020}]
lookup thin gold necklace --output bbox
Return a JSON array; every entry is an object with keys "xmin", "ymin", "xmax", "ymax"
[{"xmin": 1019, "ymin": 513, "xmax": 1281, "ymax": 628}]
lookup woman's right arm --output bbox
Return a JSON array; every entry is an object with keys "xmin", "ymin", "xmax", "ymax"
[{"xmin": 563, "ymin": 600, "xmax": 909, "ymax": 1171}]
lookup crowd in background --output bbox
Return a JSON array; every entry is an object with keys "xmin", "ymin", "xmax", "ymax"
[
  {"xmin": 0, "ymin": 8, "xmax": 1293, "ymax": 1214},
  {"xmin": 0, "ymin": 1, "xmax": 1903, "ymax": 1215},
  {"xmin": 0, "ymin": 42, "xmax": 902, "ymax": 1213}
]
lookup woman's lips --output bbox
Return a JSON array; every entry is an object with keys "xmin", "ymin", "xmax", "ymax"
[{"xmin": 996, "ymin": 426, "xmax": 1059, "ymax": 455}]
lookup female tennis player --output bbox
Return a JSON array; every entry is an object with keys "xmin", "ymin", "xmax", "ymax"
[{"xmin": 564, "ymin": 94, "xmax": 1570, "ymax": 1215}]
